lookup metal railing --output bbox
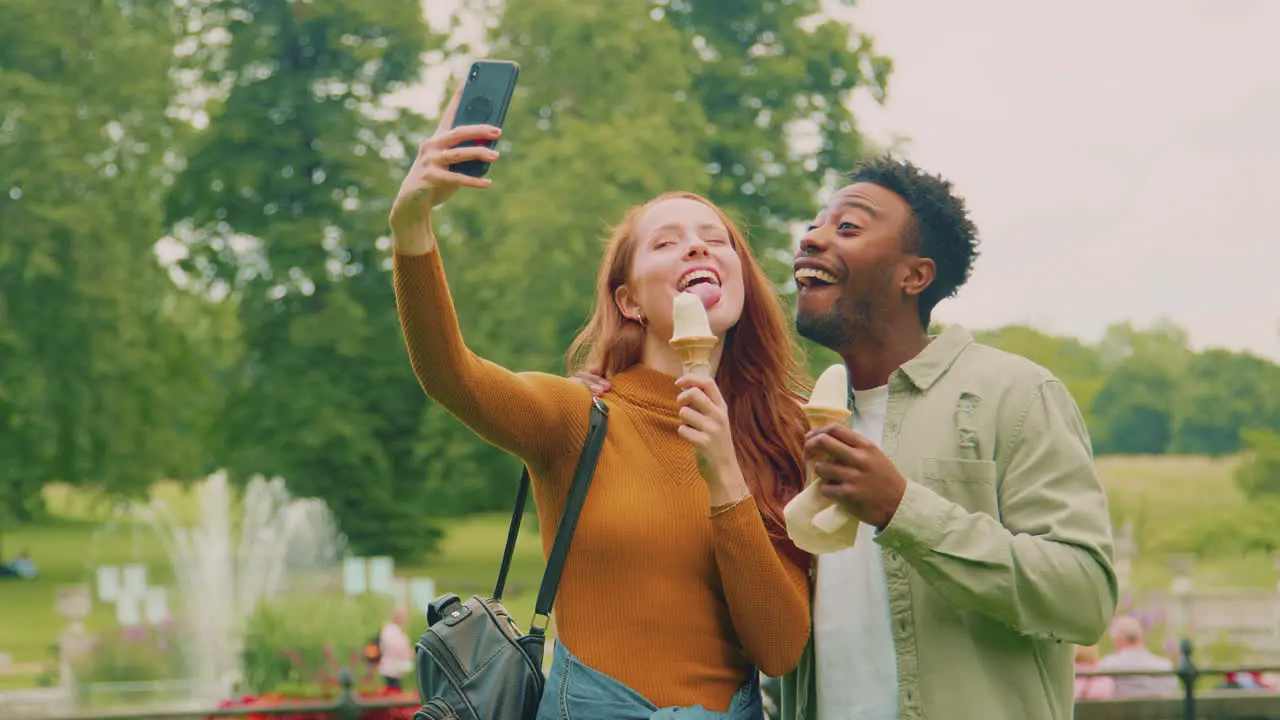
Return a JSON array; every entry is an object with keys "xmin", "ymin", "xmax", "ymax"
[
  {"xmin": 1074, "ymin": 638, "xmax": 1280, "ymax": 719},
  {"xmin": 38, "ymin": 638, "xmax": 1280, "ymax": 720}
]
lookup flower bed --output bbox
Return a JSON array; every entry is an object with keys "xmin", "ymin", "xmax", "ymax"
[
  {"xmin": 217, "ymin": 593, "xmax": 422, "ymax": 718},
  {"xmin": 214, "ymin": 686, "xmax": 419, "ymax": 720},
  {"xmin": 241, "ymin": 594, "xmax": 401, "ymax": 697}
]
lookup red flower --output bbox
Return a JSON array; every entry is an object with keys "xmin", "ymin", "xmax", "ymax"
[{"xmin": 208, "ymin": 691, "xmax": 419, "ymax": 720}]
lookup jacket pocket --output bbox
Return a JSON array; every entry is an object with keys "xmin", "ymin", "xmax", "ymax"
[{"xmin": 921, "ymin": 458, "xmax": 999, "ymax": 519}]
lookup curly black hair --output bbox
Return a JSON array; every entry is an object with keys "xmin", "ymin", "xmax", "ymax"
[{"xmin": 848, "ymin": 155, "xmax": 980, "ymax": 327}]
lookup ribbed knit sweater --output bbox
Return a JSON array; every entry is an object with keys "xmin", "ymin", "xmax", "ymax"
[{"xmin": 394, "ymin": 249, "xmax": 810, "ymax": 710}]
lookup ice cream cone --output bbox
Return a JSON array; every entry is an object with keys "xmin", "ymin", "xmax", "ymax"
[
  {"xmin": 803, "ymin": 407, "xmax": 851, "ymax": 483},
  {"xmin": 803, "ymin": 406, "xmax": 851, "ymax": 432},
  {"xmin": 803, "ymin": 405, "xmax": 855, "ymax": 532},
  {"xmin": 784, "ymin": 363, "xmax": 859, "ymax": 551},
  {"xmin": 671, "ymin": 335, "xmax": 717, "ymax": 378}
]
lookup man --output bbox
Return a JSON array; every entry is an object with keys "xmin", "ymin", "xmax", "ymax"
[
  {"xmin": 781, "ymin": 156, "xmax": 1117, "ymax": 720},
  {"xmin": 0, "ymin": 550, "xmax": 37, "ymax": 579},
  {"xmin": 1095, "ymin": 615, "xmax": 1178, "ymax": 698}
]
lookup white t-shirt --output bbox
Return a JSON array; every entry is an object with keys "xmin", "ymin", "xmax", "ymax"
[{"xmin": 814, "ymin": 384, "xmax": 898, "ymax": 720}]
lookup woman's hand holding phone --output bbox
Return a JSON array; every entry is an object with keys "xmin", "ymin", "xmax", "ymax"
[{"xmin": 389, "ymin": 82, "xmax": 502, "ymax": 253}]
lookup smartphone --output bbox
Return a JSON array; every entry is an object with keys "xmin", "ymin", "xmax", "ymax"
[{"xmin": 449, "ymin": 60, "xmax": 519, "ymax": 178}]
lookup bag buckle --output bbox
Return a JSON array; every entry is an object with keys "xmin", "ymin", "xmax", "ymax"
[{"xmin": 426, "ymin": 593, "xmax": 462, "ymax": 626}]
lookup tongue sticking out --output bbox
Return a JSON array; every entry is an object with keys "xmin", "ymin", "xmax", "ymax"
[{"xmin": 685, "ymin": 282, "xmax": 722, "ymax": 309}]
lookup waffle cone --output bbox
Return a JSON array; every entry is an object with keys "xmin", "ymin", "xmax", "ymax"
[
  {"xmin": 804, "ymin": 406, "xmax": 852, "ymax": 469},
  {"xmin": 804, "ymin": 406, "xmax": 851, "ymax": 430},
  {"xmin": 670, "ymin": 335, "xmax": 717, "ymax": 378}
]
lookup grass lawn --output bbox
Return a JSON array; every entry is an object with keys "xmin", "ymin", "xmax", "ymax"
[
  {"xmin": 2, "ymin": 454, "xmax": 1276, "ymax": 689},
  {"xmin": 405, "ymin": 512, "xmax": 546, "ymax": 615},
  {"xmin": 1099, "ymin": 454, "xmax": 1279, "ymax": 590}
]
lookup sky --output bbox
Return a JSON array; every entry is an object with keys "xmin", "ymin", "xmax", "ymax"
[{"xmin": 404, "ymin": 0, "xmax": 1280, "ymax": 360}]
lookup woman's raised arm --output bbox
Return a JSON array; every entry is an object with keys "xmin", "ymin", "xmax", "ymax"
[{"xmin": 389, "ymin": 82, "xmax": 590, "ymax": 466}]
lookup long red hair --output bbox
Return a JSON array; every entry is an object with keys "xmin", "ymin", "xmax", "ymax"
[{"xmin": 567, "ymin": 192, "xmax": 811, "ymax": 566}]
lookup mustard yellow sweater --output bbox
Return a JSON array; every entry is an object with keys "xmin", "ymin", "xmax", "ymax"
[{"xmin": 394, "ymin": 250, "xmax": 809, "ymax": 710}]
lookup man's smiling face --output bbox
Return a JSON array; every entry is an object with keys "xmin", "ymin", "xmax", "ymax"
[{"xmin": 793, "ymin": 182, "xmax": 919, "ymax": 350}]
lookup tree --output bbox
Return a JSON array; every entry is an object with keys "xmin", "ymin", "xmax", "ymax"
[
  {"xmin": 1085, "ymin": 322, "xmax": 1190, "ymax": 454},
  {"xmin": 1171, "ymin": 350, "xmax": 1280, "ymax": 455},
  {"xmin": 1090, "ymin": 360, "xmax": 1176, "ymax": 454},
  {"xmin": 1237, "ymin": 429, "xmax": 1280, "ymax": 498},
  {"xmin": 165, "ymin": 0, "xmax": 440, "ymax": 560},
  {"xmin": 0, "ymin": 0, "xmax": 207, "ymax": 523},
  {"xmin": 1097, "ymin": 319, "xmax": 1191, "ymax": 373}
]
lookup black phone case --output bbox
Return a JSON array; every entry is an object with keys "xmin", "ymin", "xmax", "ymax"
[{"xmin": 449, "ymin": 60, "xmax": 519, "ymax": 178}]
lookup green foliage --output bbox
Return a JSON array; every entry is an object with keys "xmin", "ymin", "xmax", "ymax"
[
  {"xmin": 1099, "ymin": 455, "xmax": 1280, "ymax": 577},
  {"xmin": 1171, "ymin": 351, "xmax": 1280, "ymax": 456},
  {"xmin": 659, "ymin": 0, "xmax": 890, "ymax": 274},
  {"xmin": 1090, "ymin": 359, "xmax": 1176, "ymax": 455},
  {"xmin": 1236, "ymin": 428, "xmax": 1280, "ymax": 498},
  {"xmin": 240, "ymin": 593, "xmax": 394, "ymax": 696},
  {"xmin": 164, "ymin": 0, "xmax": 443, "ymax": 559},
  {"xmin": 72, "ymin": 625, "xmax": 187, "ymax": 687},
  {"xmin": 1178, "ymin": 498, "xmax": 1280, "ymax": 556},
  {"xmin": 0, "ymin": 0, "xmax": 210, "ymax": 522},
  {"xmin": 976, "ymin": 321, "xmax": 1280, "ymax": 456}
]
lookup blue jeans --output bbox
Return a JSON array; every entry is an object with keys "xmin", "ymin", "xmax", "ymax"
[{"xmin": 535, "ymin": 642, "xmax": 763, "ymax": 720}]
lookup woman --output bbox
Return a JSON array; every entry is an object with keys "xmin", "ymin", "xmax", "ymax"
[{"xmin": 390, "ymin": 82, "xmax": 811, "ymax": 719}]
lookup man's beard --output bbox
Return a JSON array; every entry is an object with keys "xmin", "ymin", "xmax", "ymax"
[
  {"xmin": 796, "ymin": 277, "xmax": 891, "ymax": 351},
  {"xmin": 797, "ymin": 292, "xmax": 872, "ymax": 350}
]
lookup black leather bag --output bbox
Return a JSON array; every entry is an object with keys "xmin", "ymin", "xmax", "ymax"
[{"xmin": 414, "ymin": 397, "xmax": 609, "ymax": 720}]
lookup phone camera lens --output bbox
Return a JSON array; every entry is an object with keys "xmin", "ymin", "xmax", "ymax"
[{"xmin": 469, "ymin": 66, "xmax": 479, "ymax": 80}]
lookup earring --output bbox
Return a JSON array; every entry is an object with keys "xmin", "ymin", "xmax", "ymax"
[{"xmin": 635, "ymin": 313, "xmax": 648, "ymax": 327}]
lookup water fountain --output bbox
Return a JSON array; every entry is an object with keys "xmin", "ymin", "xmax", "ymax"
[{"xmin": 134, "ymin": 471, "xmax": 346, "ymax": 704}]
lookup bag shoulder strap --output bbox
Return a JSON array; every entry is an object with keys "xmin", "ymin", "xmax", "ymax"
[
  {"xmin": 492, "ymin": 396, "xmax": 609, "ymax": 635},
  {"xmin": 531, "ymin": 396, "xmax": 608, "ymax": 630}
]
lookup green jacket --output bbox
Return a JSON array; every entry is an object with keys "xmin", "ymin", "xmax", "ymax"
[{"xmin": 780, "ymin": 326, "xmax": 1117, "ymax": 720}]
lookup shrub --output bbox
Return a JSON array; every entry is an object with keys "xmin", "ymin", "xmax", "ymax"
[
  {"xmin": 1236, "ymin": 429, "xmax": 1280, "ymax": 498},
  {"xmin": 240, "ymin": 593, "xmax": 398, "ymax": 697},
  {"xmin": 72, "ymin": 624, "xmax": 186, "ymax": 685}
]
